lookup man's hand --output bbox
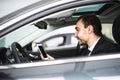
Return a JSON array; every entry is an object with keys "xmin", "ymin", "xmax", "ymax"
[{"xmin": 40, "ymin": 54, "xmax": 55, "ymax": 61}]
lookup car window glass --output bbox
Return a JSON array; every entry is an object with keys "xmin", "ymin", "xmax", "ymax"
[
  {"xmin": 71, "ymin": 35, "xmax": 78, "ymax": 45},
  {"xmin": 43, "ymin": 36, "xmax": 64, "ymax": 48},
  {"xmin": 102, "ymin": 24, "xmax": 115, "ymax": 42},
  {"xmin": 74, "ymin": 3, "xmax": 105, "ymax": 13},
  {"xmin": 0, "ymin": 24, "xmax": 39, "ymax": 47}
]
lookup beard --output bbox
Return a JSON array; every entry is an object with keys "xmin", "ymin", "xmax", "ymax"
[{"xmin": 77, "ymin": 37, "xmax": 86, "ymax": 45}]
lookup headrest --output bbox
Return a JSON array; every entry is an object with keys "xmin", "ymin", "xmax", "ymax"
[{"xmin": 112, "ymin": 15, "xmax": 120, "ymax": 44}]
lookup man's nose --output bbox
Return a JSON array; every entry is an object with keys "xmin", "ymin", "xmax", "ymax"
[{"xmin": 74, "ymin": 32, "xmax": 77, "ymax": 38}]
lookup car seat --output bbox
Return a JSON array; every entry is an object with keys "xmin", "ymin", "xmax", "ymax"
[
  {"xmin": 0, "ymin": 47, "xmax": 8, "ymax": 64},
  {"xmin": 112, "ymin": 15, "xmax": 120, "ymax": 51}
]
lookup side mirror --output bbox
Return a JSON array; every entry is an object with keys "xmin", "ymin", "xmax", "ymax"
[{"xmin": 34, "ymin": 21, "xmax": 47, "ymax": 29}]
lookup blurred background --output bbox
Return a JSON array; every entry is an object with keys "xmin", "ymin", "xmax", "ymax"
[{"xmin": 0, "ymin": 0, "xmax": 40, "ymax": 18}]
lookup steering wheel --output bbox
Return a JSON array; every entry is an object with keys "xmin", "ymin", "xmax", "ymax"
[{"xmin": 11, "ymin": 42, "xmax": 30, "ymax": 63}]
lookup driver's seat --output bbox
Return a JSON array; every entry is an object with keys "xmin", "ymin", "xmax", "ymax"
[
  {"xmin": 112, "ymin": 15, "xmax": 120, "ymax": 51},
  {"xmin": 0, "ymin": 47, "xmax": 9, "ymax": 64}
]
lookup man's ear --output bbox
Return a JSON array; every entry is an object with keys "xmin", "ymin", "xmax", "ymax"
[{"xmin": 88, "ymin": 25, "xmax": 93, "ymax": 33}]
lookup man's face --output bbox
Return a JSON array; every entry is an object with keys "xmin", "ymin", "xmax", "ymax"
[{"xmin": 74, "ymin": 20, "xmax": 88, "ymax": 45}]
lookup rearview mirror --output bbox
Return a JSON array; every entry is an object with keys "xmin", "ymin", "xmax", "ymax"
[{"xmin": 34, "ymin": 21, "xmax": 47, "ymax": 29}]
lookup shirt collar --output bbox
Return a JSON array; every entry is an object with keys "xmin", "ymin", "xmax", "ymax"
[{"xmin": 88, "ymin": 37, "xmax": 101, "ymax": 52}]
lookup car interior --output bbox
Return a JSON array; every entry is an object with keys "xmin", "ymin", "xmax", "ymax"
[
  {"xmin": 0, "ymin": 1, "xmax": 120, "ymax": 65},
  {"xmin": 112, "ymin": 15, "xmax": 120, "ymax": 51}
]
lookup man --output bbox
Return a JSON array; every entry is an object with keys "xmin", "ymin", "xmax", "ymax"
[
  {"xmin": 74, "ymin": 14, "xmax": 117, "ymax": 56},
  {"xmin": 42, "ymin": 14, "xmax": 117, "ymax": 60}
]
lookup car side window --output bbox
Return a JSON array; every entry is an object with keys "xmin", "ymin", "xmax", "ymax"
[
  {"xmin": 102, "ymin": 24, "xmax": 115, "ymax": 42},
  {"xmin": 43, "ymin": 36, "xmax": 65, "ymax": 48},
  {"xmin": 71, "ymin": 35, "xmax": 78, "ymax": 45}
]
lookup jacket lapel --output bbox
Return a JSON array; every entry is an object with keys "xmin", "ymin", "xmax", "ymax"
[{"xmin": 90, "ymin": 36, "xmax": 104, "ymax": 55}]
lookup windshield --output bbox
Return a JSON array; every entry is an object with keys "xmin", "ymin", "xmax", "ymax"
[{"xmin": 0, "ymin": 24, "xmax": 39, "ymax": 47}]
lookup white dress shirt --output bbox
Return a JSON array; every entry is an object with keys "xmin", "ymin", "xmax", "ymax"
[{"xmin": 88, "ymin": 37, "xmax": 101, "ymax": 56}]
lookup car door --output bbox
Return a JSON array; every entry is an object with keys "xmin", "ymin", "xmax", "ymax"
[{"xmin": 38, "ymin": 34, "xmax": 78, "ymax": 58}]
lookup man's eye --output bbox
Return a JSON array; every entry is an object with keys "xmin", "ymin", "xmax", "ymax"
[
  {"xmin": 75, "ymin": 27, "xmax": 79, "ymax": 31},
  {"xmin": 75, "ymin": 27, "xmax": 78, "ymax": 31}
]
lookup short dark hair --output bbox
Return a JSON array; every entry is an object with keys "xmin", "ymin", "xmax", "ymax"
[{"xmin": 77, "ymin": 14, "xmax": 102, "ymax": 36}]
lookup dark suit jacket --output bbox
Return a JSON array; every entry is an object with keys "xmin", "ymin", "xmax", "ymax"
[{"xmin": 79, "ymin": 36, "xmax": 118, "ymax": 56}]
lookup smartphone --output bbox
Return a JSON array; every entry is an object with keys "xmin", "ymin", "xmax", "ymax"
[{"xmin": 37, "ymin": 44, "xmax": 47, "ymax": 58}]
